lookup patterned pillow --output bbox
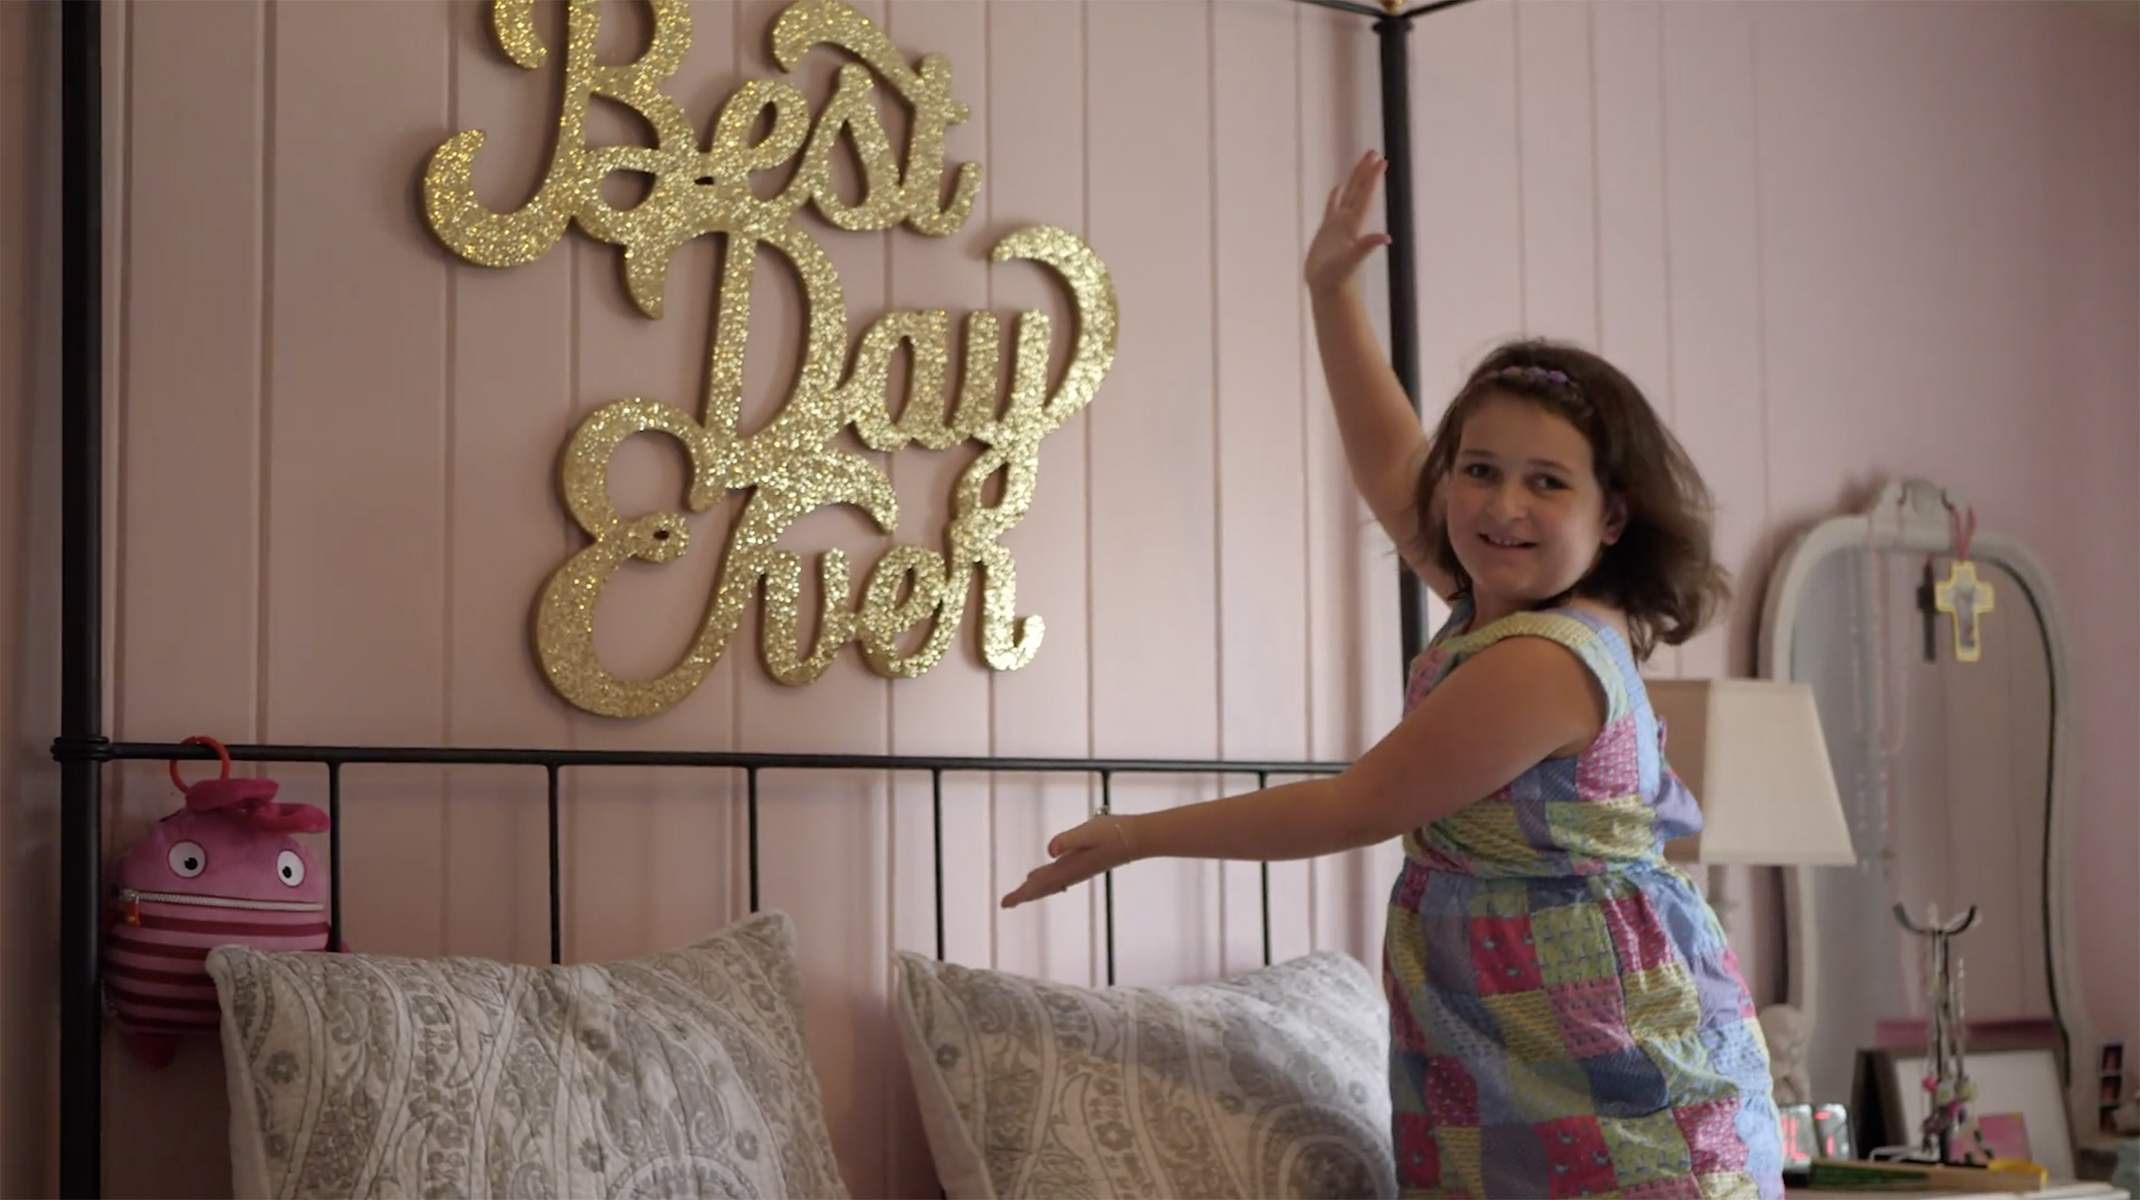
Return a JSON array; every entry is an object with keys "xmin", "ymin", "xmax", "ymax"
[
  {"xmin": 205, "ymin": 911, "xmax": 850, "ymax": 1200},
  {"xmin": 892, "ymin": 949, "xmax": 1396, "ymax": 1200}
]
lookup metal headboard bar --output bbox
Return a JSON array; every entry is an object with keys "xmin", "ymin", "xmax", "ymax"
[
  {"xmin": 51, "ymin": 0, "xmax": 1474, "ymax": 1191},
  {"xmin": 101, "ymin": 742, "xmax": 1348, "ymax": 775},
  {"xmin": 106, "ymin": 742, "xmax": 1344, "ymax": 969}
]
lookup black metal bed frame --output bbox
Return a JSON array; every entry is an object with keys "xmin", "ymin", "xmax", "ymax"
[{"xmin": 48, "ymin": 0, "xmax": 1473, "ymax": 1193}]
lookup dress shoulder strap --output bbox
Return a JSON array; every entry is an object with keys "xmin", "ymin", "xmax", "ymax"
[{"xmin": 1435, "ymin": 606, "xmax": 1632, "ymax": 725}]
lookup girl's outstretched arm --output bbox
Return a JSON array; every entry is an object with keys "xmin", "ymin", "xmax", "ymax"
[
  {"xmin": 1306, "ymin": 149, "xmax": 1455, "ymax": 602},
  {"xmin": 1001, "ymin": 635, "xmax": 1607, "ymax": 907}
]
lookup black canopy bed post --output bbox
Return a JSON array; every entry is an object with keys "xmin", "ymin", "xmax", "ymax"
[
  {"xmin": 1374, "ymin": 1, "xmax": 1428, "ymax": 672},
  {"xmin": 57, "ymin": 0, "xmax": 107, "ymax": 1195}
]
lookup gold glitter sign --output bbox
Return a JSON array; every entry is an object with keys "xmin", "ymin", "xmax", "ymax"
[{"xmin": 420, "ymin": 0, "xmax": 1117, "ymax": 718}]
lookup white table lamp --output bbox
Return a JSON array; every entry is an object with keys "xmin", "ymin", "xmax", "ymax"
[
  {"xmin": 1647, "ymin": 677, "xmax": 1856, "ymax": 869},
  {"xmin": 1647, "ymin": 676, "xmax": 1856, "ymax": 1108}
]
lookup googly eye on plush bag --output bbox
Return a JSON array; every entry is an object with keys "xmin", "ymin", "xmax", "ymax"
[{"xmin": 101, "ymin": 736, "xmax": 334, "ymax": 1067}]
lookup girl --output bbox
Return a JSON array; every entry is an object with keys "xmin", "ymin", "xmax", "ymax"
[{"xmin": 1002, "ymin": 150, "xmax": 1783, "ymax": 1200}]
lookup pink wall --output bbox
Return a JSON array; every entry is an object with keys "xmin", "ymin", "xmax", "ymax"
[
  {"xmin": 1, "ymin": 2, "xmax": 2133, "ymax": 1197},
  {"xmin": 1, "ymin": 0, "xmax": 61, "ymax": 1194}
]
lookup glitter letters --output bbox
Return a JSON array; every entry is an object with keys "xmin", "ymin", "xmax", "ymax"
[{"xmin": 420, "ymin": 0, "xmax": 1116, "ymax": 718}]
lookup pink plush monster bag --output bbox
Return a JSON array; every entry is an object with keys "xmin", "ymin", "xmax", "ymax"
[{"xmin": 102, "ymin": 736, "xmax": 333, "ymax": 1067}]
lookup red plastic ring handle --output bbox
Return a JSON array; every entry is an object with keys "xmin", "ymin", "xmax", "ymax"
[{"xmin": 168, "ymin": 735, "xmax": 232, "ymax": 794}]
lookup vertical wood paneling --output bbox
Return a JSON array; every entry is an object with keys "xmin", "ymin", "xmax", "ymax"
[
  {"xmin": 443, "ymin": 0, "xmax": 576, "ymax": 965},
  {"xmin": 120, "ymin": 2, "xmax": 263, "ymax": 751},
  {"xmin": 264, "ymin": 1, "xmax": 450, "ymax": 965},
  {"xmin": 1294, "ymin": 2, "xmax": 1349, "ymax": 963},
  {"xmin": 1085, "ymin": 0, "xmax": 1221, "ymax": 987},
  {"xmin": 2040, "ymin": 3, "xmax": 2140, "ymax": 1048},
  {"xmin": 105, "ymin": 4, "xmax": 263, "ymax": 1193},
  {"xmin": 0, "ymin": 1, "xmax": 60, "ymax": 1190},
  {"xmin": 1660, "ymin": 2, "xmax": 1764, "ymax": 681},
  {"xmin": 1752, "ymin": 0, "xmax": 1918, "ymax": 509},
  {"xmin": 1591, "ymin": 0, "xmax": 1678, "ymax": 678},
  {"xmin": 1515, "ymin": 0, "xmax": 1597, "ymax": 344},
  {"xmin": 878, "ymin": 5, "xmax": 990, "ymax": 1192},
  {"xmin": 985, "ymin": 0, "xmax": 1094, "ymax": 991},
  {"xmin": 1213, "ymin": 0, "xmax": 1307, "ymax": 978},
  {"xmin": 1414, "ymin": 1, "xmax": 1521, "ymax": 393},
  {"xmin": 1295, "ymin": 2, "xmax": 1379, "ymax": 962}
]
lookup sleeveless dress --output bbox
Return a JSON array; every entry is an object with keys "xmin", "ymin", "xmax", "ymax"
[{"xmin": 1383, "ymin": 597, "xmax": 1782, "ymax": 1199}]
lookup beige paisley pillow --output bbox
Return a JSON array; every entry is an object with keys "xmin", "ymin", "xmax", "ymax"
[
  {"xmin": 206, "ymin": 911, "xmax": 849, "ymax": 1200},
  {"xmin": 893, "ymin": 949, "xmax": 1396, "ymax": 1200}
]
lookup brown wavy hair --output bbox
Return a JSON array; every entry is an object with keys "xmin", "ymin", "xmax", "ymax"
[{"xmin": 1413, "ymin": 338, "xmax": 1729, "ymax": 661}]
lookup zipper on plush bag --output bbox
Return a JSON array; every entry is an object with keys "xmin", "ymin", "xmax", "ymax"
[{"xmin": 117, "ymin": 888, "xmax": 325, "ymax": 925}]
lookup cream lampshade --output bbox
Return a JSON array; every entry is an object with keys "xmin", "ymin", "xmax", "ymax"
[
  {"xmin": 1646, "ymin": 677, "xmax": 1856, "ymax": 868},
  {"xmin": 1646, "ymin": 677, "xmax": 1857, "ymax": 1108}
]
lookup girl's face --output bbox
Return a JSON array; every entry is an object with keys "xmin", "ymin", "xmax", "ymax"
[{"xmin": 1444, "ymin": 393, "xmax": 1625, "ymax": 621}]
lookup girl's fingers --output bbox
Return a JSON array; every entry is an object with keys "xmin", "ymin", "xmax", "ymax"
[
  {"xmin": 1001, "ymin": 845, "xmax": 1110, "ymax": 908},
  {"xmin": 1312, "ymin": 153, "xmax": 1387, "ymax": 261},
  {"xmin": 1343, "ymin": 158, "xmax": 1383, "ymax": 217},
  {"xmin": 1003, "ymin": 866, "xmax": 1072, "ymax": 909},
  {"xmin": 1339, "ymin": 154, "xmax": 1366, "ymax": 205}
]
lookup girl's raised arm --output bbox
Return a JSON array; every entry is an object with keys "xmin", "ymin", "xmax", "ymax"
[{"xmin": 1305, "ymin": 150, "xmax": 1455, "ymax": 602}]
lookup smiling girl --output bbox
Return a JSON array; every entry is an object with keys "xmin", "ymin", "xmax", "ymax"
[{"xmin": 1003, "ymin": 149, "xmax": 1779, "ymax": 1199}]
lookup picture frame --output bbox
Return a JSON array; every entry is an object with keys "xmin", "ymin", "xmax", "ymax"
[{"xmin": 1859, "ymin": 1047, "xmax": 2075, "ymax": 1180}]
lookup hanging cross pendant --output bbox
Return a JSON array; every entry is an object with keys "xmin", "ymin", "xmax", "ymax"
[{"xmin": 1932, "ymin": 559, "xmax": 1996, "ymax": 663}]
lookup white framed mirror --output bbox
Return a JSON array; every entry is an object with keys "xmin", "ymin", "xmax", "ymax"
[{"xmin": 1755, "ymin": 477, "xmax": 2095, "ymax": 1151}]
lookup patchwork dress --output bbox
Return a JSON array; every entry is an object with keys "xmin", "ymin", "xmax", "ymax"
[{"xmin": 1384, "ymin": 598, "xmax": 1782, "ymax": 1199}]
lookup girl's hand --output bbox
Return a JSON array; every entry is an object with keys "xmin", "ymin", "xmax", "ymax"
[
  {"xmin": 1000, "ymin": 815, "xmax": 1138, "ymax": 908},
  {"xmin": 1304, "ymin": 150, "xmax": 1392, "ymax": 297}
]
